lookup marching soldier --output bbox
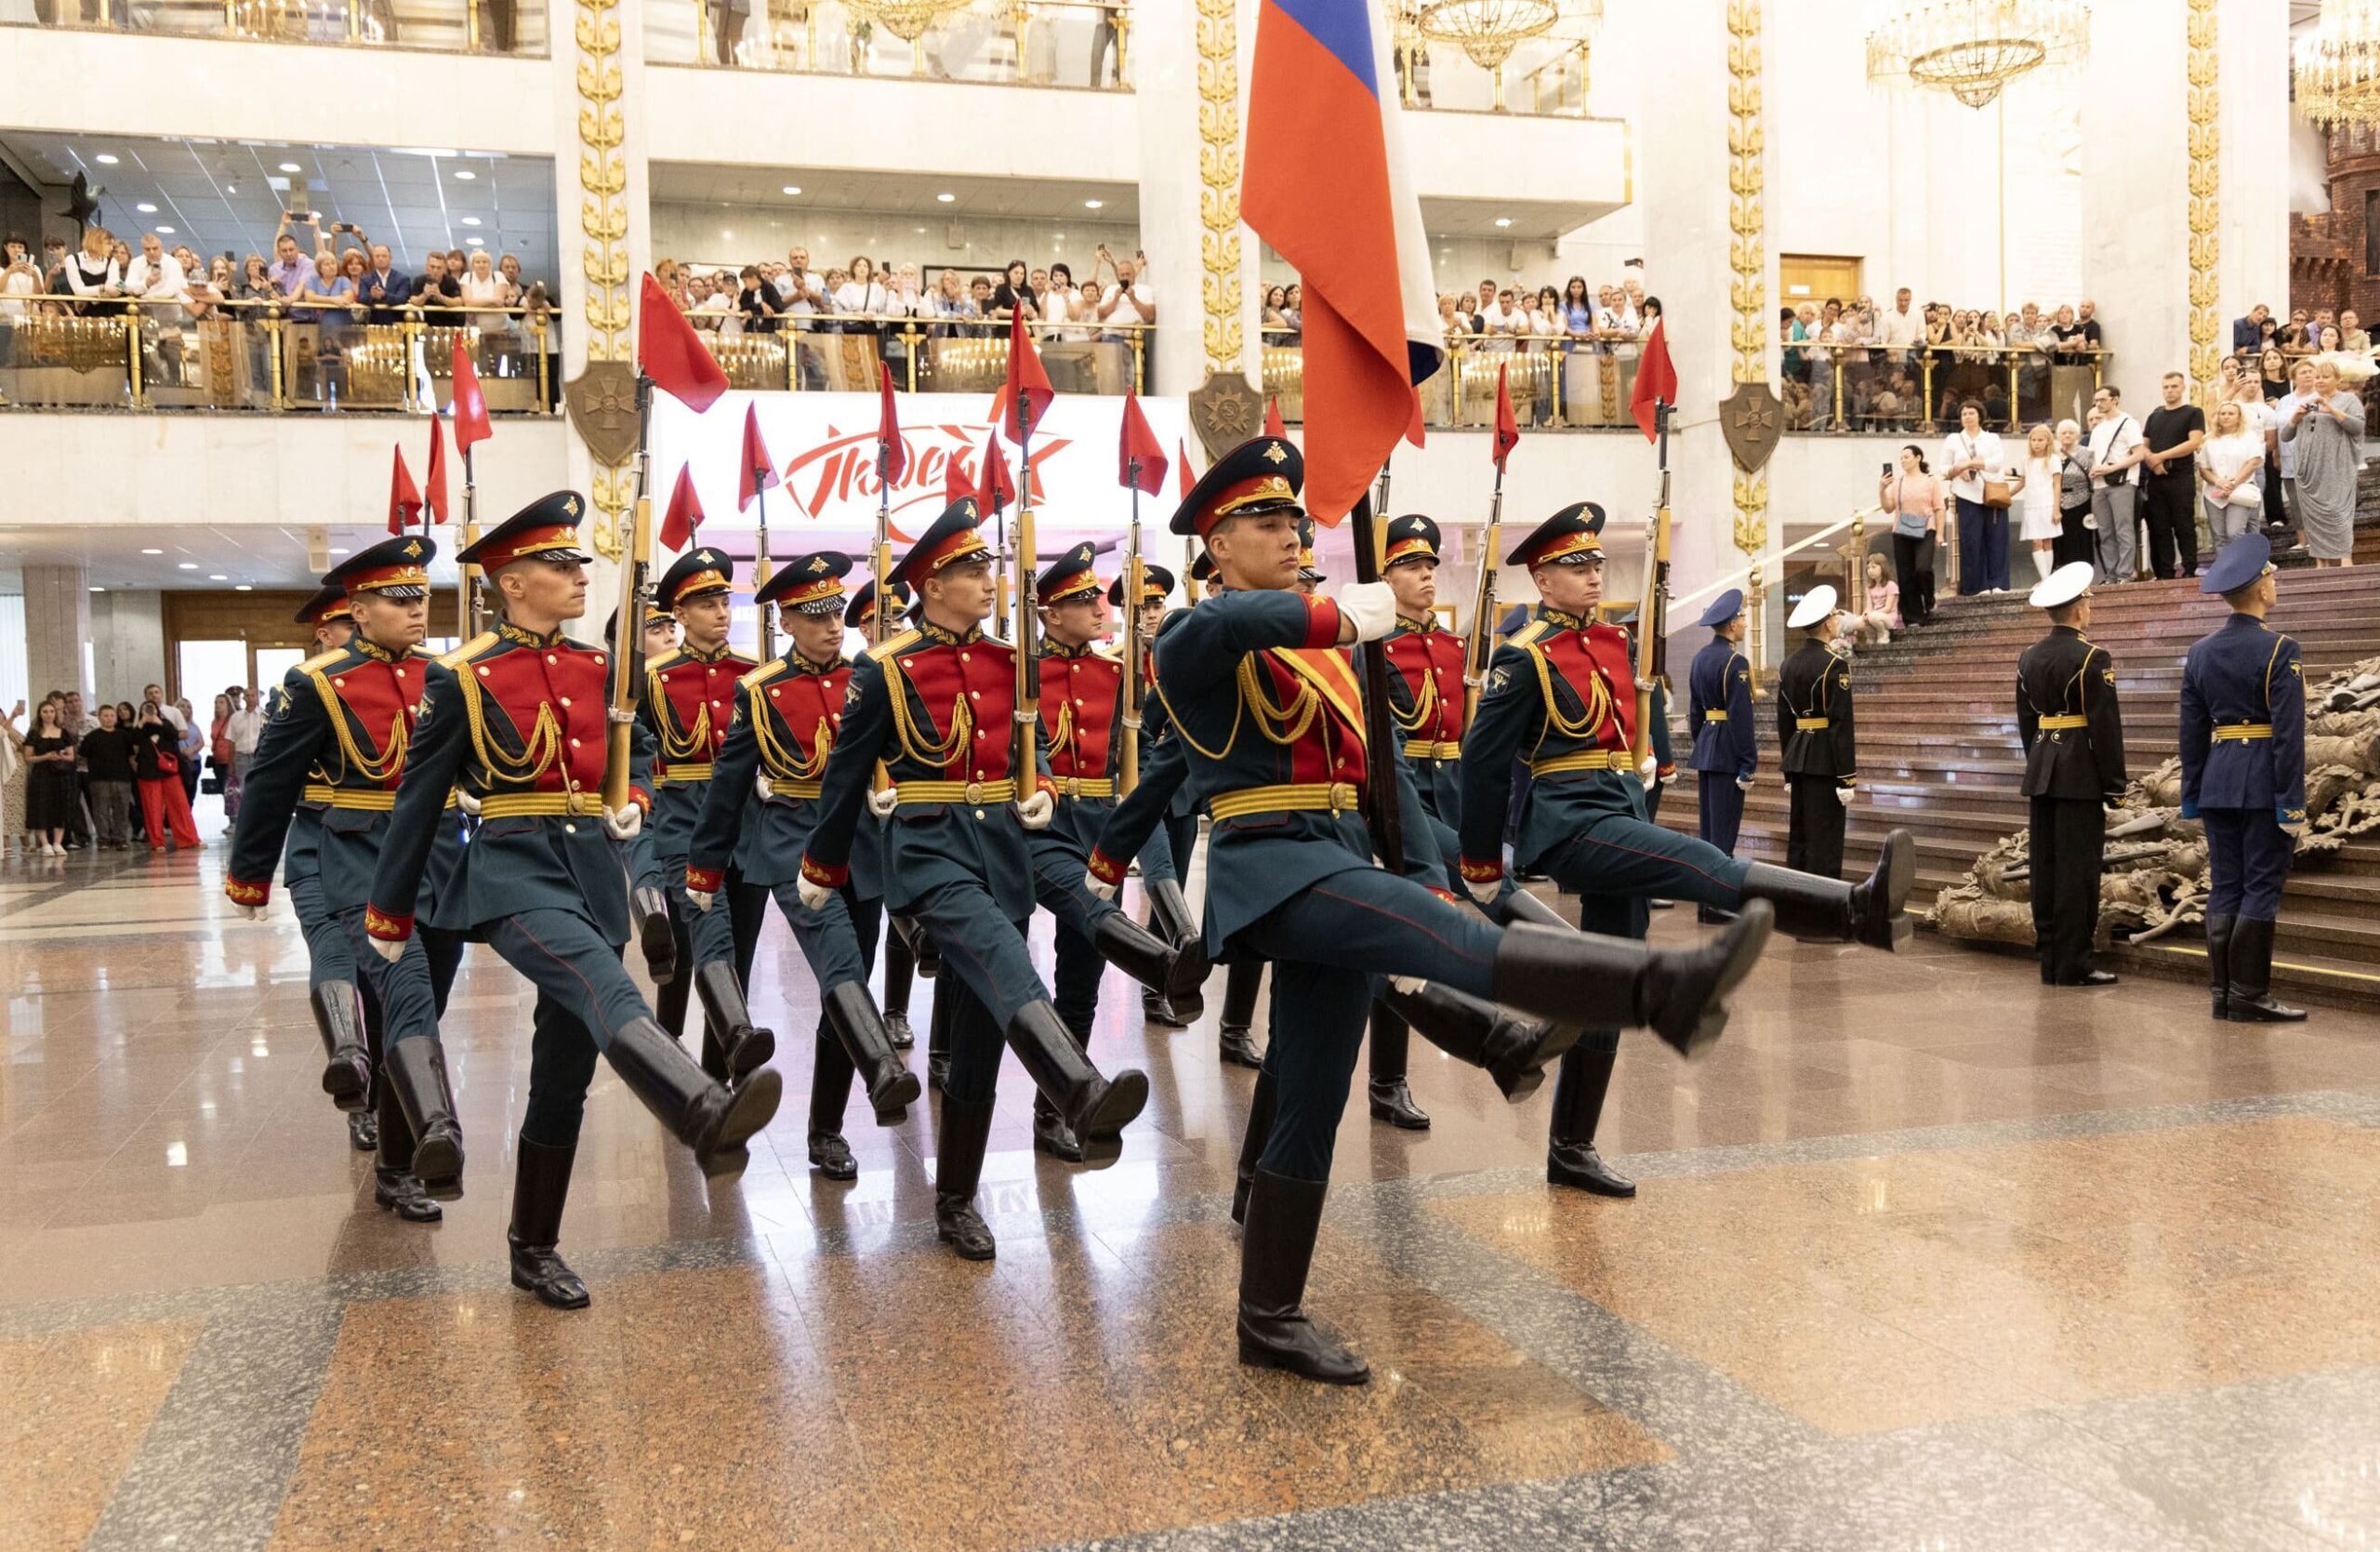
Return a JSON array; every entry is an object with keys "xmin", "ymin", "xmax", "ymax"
[
  {"xmin": 282, "ymin": 587, "xmax": 374, "ymax": 1152},
  {"xmin": 1158, "ymin": 439, "xmax": 1774, "ymax": 1385},
  {"xmin": 798, "ymin": 498, "xmax": 1151, "ymax": 1261},
  {"xmin": 1461, "ymin": 505, "xmax": 1913, "ymax": 1201},
  {"xmin": 368, "ymin": 493, "xmax": 783, "ymax": 1311},
  {"xmin": 640, "ymin": 549, "xmax": 774, "ymax": 1081},
  {"xmin": 846, "ymin": 577, "xmax": 921, "ymax": 1049},
  {"xmin": 1777, "ymin": 584, "xmax": 1858, "ymax": 881},
  {"xmin": 1108, "ymin": 561, "xmax": 1203, "ymax": 1027},
  {"xmin": 2181, "ymin": 533, "xmax": 2308, "ymax": 1023},
  {"xmin": 1686, "ymin": 588, "xmax": 1757, "ymax": 924},
  {"xmin": 227, "ymin": 537, "xmax": 469, "ymax": 1222},
  {"xmin": 2016, "ymin": 562, "xmax": 2127, "ymax": 988},
  {"xmin": 684, "ymin": 552, "xmax": 921, "ymax": 1184}
]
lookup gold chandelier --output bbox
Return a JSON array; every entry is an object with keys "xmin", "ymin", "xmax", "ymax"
[
  {"xmin": 2296, "ymin": 0, "xmax": 2380, "ymax": 131},
  {"xmin": 843, "ymin": 0, "xmax": 974, "ymax": 73},
  {"xmin": 1865, "ymin": 1, "xmax": 2089, "ymax": 110},
  {"xmin": 1418, "ymin": 0, "xmax": 1560, "ymax": 72}
]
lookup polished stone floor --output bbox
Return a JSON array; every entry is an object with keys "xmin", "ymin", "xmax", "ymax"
[{"xmin": 6, "ymin": 833, "xmax": 2380, "ymax": 1550}]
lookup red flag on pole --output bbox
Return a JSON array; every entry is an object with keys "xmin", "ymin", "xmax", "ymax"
[
  {"xmin": 1263, "ymin": 396, "xmax": 1286, "ymax": 437},
  {"xmin": 448, "ymin": 336, "xmax": 492, "ymax": 452},
  {"xmin": 1631, "ymin": 317, "xmax": 1677, "ymax": 443},
  {"xmin": 659, "ymin": 463, "xmax": 706, "ymax": 550},
  {"xmin": 976, "ymin": 431, "xmax": 1016, "ymax": 513},
  {"xmin": 737, "ymin": 403, "xmax": 778, "ymax": 511},
  {"xmin": 999, "ymin": 304, "xmax": 1054, "ymax": 441},
  {"xmin": 877, "ymin": 362, "xmax": 908, "ymax": 485},
  {"xmin": 943, "ymin": 454, "xmax": 973, "ymax": 506},
  {"xmin": 1491, "ymin": 363, "xmax": 1519, "ymax": 472},
  {"xmin": 637, "ymin": 272, "xmax": 729, "ymax": 412},
  {"xmin": 424, "ymin": 416, "xmax": 451, "ymax": 524},
  {"xmin": 385, "ymin": 444, "xmax": 422, "ymax": 535},
  {"xmin": 1176, "ymin": 438, "xmax": 1196, "ymax": 498},
  {"xmin": 1118, "ymin": 390, "xmax": 1168, "ymax": 494}
]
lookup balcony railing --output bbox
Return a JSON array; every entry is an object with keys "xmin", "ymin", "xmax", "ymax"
[
  {"xmin": 684, "ymin": 312, "xmax": 1149, "ymax": 394},
  {"xmin": 4, "ymin": 0, "xmax": 547, "ymax": 55},
  {"xmin": 0, "ymin": 295, "xmax": 554, "ymax": 415},
  {"xmin": 1264, "ymin": 330, "xmax": 1651, "ymax": 431},
  {"xmin": 1784, "ymin": 340, "xmax": 2112, "ymax": 437},
  {"xmin": 646, "ymin": 0, "xmax": 1130, "ymax": 90}
]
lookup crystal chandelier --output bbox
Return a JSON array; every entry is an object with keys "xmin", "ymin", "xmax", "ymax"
[
  {"xmin": 843, "ymin": 0, "xmax": 974, "ymax": 73},
  {"xmin": 2296, "ymin": 0, "xmax": 2380, "ymax": 131},
  {"xmin": 1865, "ymin": 1, "xmax": 2090, "ymax": 110}
]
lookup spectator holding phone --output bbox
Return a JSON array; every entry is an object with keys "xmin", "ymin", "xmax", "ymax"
[{"xmin": 131, "ymin": 699, "xmax": 200, "ymax": 852}]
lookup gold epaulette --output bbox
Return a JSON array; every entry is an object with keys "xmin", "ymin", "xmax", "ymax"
[
  {"xmin": 739, "ymin": 657, "xmax": 787, "ymax": 691},
  {"xmin": 645, "ymin": 647, "xmax": 685, "ymax": 674},
  {"xmin": 437, "ymin": 631, "xmax": 500, "ymax": 670},
  {"xmin": 1505, "ymin": 619, "xmax": 1553, "ymax": 652},
  {"xmin": 865, "ymin": 628, "xmax": 922, "ymax": 663},
  {"xmin": 297, "ymin": 645, "xmax": 349, "ymax": 675}
]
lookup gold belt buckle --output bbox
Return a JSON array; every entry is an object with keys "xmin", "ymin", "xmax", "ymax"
[
  {"xmin": 964, "ymin": 780, "xmax": 985, "ymax": 805},
  {"xmin": 1062, "ymin": 777, "xmax": 1080, "ymax": 799},
  {"xmin": 1330, "ymin": 784, "xmax": 1350, "ymax": 813}
]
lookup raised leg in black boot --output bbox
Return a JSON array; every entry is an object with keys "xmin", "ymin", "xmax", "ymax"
[
  {"xmin": 1737, "ymin": 829, "xmax": 1915, "ymax": 951},
  {"xmin": 1365, "ymin": 1002, "xmax": 1430, "ymax": 1130},
  {"xmin": 1546, "ymin": 1034, "xmax": 1633, "ymax": 1197},
  {"xmin": 1006, "ymin": 1002, "xmax": 1147, "ymax": 1143},
  {"xmin": 603, "ymin": 1016, "xmax": 783, "ymax": 1174},
  {"xmin": 693, "ymin": 960, "xmax": 778, "ymax": 1080},
  {"xmin": 371, "ymin": 1061, "xmax": 442, "ymax": 1221},
  {"xmin": 1380, "ymin": 979, "xmax": 1578, "ymax": 1102}
]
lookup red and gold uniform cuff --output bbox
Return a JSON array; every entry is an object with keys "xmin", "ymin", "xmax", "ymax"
[
  {"xmin": 1087, "ymin": 847, "xmax": 1127, "ymax": 889},
  {"xmin": 800, "ymin": 855, "xmax": 849, "ymax": 889},
  {"xmin": 364, "ymin": 904, "xmax": 414, "ymax": 942},
  {"xmin": 628, "ymin": 786, "xmax": 653, "ymax": 815},
  {"xmin": 1656, "ymin": 763, "xmax": 1676, "ymax": 778},
  {"xmin": 1427, "ymin": 885, "xmax": 1462, "ymax": 909},
  {"xmin": 225, "ymin": 878, "xmax": 271, "ymax": 908},
  {"xmin": 1460, "ymin": 856, "xmax": 1504, "ymax": 885},
  {"xmin": 684, "ymin": 865, "xmax": 723, "ymax": 895},
  {"xmin": 1300, "ymin": 594, "xmax": 1342, "ymax": 650}
]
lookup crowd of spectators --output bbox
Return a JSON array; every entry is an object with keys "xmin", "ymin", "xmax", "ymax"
[
  {"xmin": 1782, "ymin": 288, "xmax": 2109, "ymax": 431},
  {"xmin": 0, "ymin": 681, "xmax": 258, "ymax": 860},
  {"xmin": 651, "ymin": 244, "xmax": 1156, "ymax": 344}
]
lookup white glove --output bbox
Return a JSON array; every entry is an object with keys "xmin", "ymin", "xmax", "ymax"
[
  {"xmin": 235, "ymin": 903, "xmax": 265, "ymax": 921},
  {"xmin": 1659, "ymin": 769, "xmax": 1679, "ymax": 789},
  {"xmin": 1335, "ymin": 581, "xmax": 1398, "ymax": 643},
  {"xmin": 867, "ymin": 785, "xmax": 900, "ymax": 818},
  {"xmin": 1637, "ymin": 755, "xmax": 1659, "ymax": 790},
  {"xmin": 1016, "ymin": 788, "xmax": 1054, "ymax": 829},
  {"xmin": 1389, "ymin": 975, "xmax": 1428, "ymax": 995},
  {"xmin": 602, "ymin": 803, "xmax": 642, "ymax": 841},
  {"xmin": 688, "ymin": 888, "xmax": 714, "ymax": 912},
  {"xmin": 370, "ymin": 936, "xmax": 403, "ymax": 964},
  {"xmin": 798, "ymin": 874, "xmax": 833, "ymax": 911},
  {"xmin": 1463, "ymin": 874, "xmax": 1501, "ymax": 907},
  {"xmin": 1736, "ymin": 775, "xmax": 1755, "ymax": 792},
  {"xmin": 756, "ymin": 767, "xmax": 772, "ymax": 802},
  {"xmin": 1835, "ymin": 786, "xmax": 1856, "ymax": 809},
  {"xmin": 1086, "ymin": 872, "xmax": 1118, "ymax": 903},
  {"xmin": 456, "ymin": 789, "xmax": 482, "ymax": 817},
  {"xmin": 2281, "ymin": 821, "xmax": 2308, "ymax": 840}
]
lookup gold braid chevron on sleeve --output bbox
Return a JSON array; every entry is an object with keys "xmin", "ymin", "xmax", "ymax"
[
  {"xmin": 2186, "ymin": 0, "xmax": 2220, "ymax": 405},
  {"xmin": 1726, "ymin": 0, "xmax": 1769, "ymax": 561},
  {"xmin": 577, "ymin": 0, "xmax": 632, "ymax": 560},
  {"xmin": 1197, "ymin": 0, "xmax": 1243, "ymax": 378}
]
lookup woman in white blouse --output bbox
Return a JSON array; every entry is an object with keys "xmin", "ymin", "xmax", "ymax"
[
  {"xmin": 1941, "ymin": 399, "xmax": 2011, "ymax": 593},
  {"xmin": 459, "ymin": 250, "xmax": 509, "ymax": 336},
  {"xmin": 2196, "ymin": 399, "xmax": 2267, "ymax": 559},
  {"xmin": 833, "ymin": 255, "xmax": 888, "ymax": 336}
]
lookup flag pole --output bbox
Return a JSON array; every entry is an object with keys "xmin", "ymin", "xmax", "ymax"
[
  {"xmin": 1349, "ymin": 465, "xmax": 1403, "ymax": 873},
  {"xmin": 1464, "ymin": 457, "xmax": 1507, "ymax": 728},
  {"xmin": 1012, "ymin": 388, "xmax": 1041, "ymax": 804},
  {"xmin": 458, "ymin": 446, "xmax": 485, "ymax": 638},
  {"xmin": 602, "ymin": 373, "xmax": 657, "ymax": 813}
]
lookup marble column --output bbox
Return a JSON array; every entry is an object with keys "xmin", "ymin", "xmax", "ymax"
[
  {"xmin": 21, "ymin": 564, "xmax": 90, "ymax": 705},
  {"xmin": 1635, "ymin": 0, "xmax": 1776, "ymax": 637}
]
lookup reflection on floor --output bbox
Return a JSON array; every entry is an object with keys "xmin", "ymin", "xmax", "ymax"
[{"xmin": 6, "ymin": 842, "xmax": 2380, "ymax": 1550}]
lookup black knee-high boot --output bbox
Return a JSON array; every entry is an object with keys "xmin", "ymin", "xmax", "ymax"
[
  {"xmin": 1738, "ymin": 829, "xmax": 1914, "ymax": 950},
  {"xmin": 2204, "ymin": 911, "xmax": 2235, "ymax": 1021},
  {"xmin": 933, "ymin": 1094, "xmax": 997, "ymax": 1261},
  {"xmin": 1546, "ymin": 1034, "xmax": 1633, "ymax": 1197},
  {"xmin": 653, "ymin": 899, "xmax": 695, "ymax": 1038},
  {"xmin": 383, "ymin": 1036, "xmax": 465, "ymax": 1194},
  {"xmin": 1143, "ymin": 878, "xmax": 1203, "ymax": 1025},
  {"xmin": 1365, "ymin": 1002, "xmax": 1429, "ymax": 1130},
  {"xmin": 805, "ymin": 1037, "xmax": 858, "ymax": 1181},
  {"xmin": 1237, "ymin": 1170, "xmax": 1368, "ymax": 1385},
  {"xmin": 693, "ymin": 960, "xmax": 777, "ymax": 1080},
  {"xmin": 508, "ymin": 1135, "xmax": 588, "ymax": 1308},
  {"xmin": 371, "ymin": 1068, "xmax": 441, "ymax": 1222},
  {"xmin": 311, "ymin": 980, "xmax": 371, "ymax": 1111},
  {"xmin": 1005, "ymin": 1002, "xmax": 1148, "ymax": 1142},
  {"xmin": 2225, "ymin": 917, "xmax": 2307, "ymax": 1023},
  {"xmin": 1218, "ymin": 959, "xmax": 1264, "ymax": 1068},
  {"xmin": 925, "ymin": 983, "xmax": 951, "ymax": 1092},
  {"xmin": 602, "ymin": 1016, "xmax": 782, "ymax": 1174},
  {"xmin": 1232, "ymin": 1068, "xmax": 1277, "ymax": 1226},
  {"xmin": 1488, "ymin": 911, "xmax": 1774, "ymax": 1059},
  {"xmin": 821, "ymin": 982, "xmax": 921, "ymax": 1119},
  {"xmin": 1380, "ymin": 980, "xmax": 1578, "ymax": 1101},
  {"xmin": 882, "ymin": 934, "xmax": 918, "ymax": 1048}
]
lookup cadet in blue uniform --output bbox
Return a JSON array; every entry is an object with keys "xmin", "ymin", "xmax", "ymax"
[
  {"xmin": 368, "ymin": 493, "xmax": 783, "ymax": 1310},
  {"xmin": 1777, "ymin": 585, "xmax": 1857, "ymax": 880},
  {"xmin": 1159, "ymin": 439, "xmax": 1777, "ymax": 1386},
  {"xmin": 1108, "ymin": 561, "xmax": 1203, "ymax": 1028},
  {"xmin": 2181, "ymin": 533, "xmax": 2308, "ymax": 1023},
  {"xmin": 2016, "ymin": 562, "xmax": 2128, "ymax": 988},
  {"xmin": 227, "ymin": 537, "xmax": 469, "ymax": 1222},
  {"xmin": 639, "ymin": 549, "xmax": 774, "ymax": 1081},
  {"xmin": 799, "ymin": 498, "xmax": 1151, "ymax": 1261},
  {"xmin": 845, "ymin": 578, "xmax": 922, "ymax": 1050},
  {"xmin": 1461, "ymin": 506, "xmax": 1915, "ymax": 1200},
  {"xmin": 278, "ymin": 587, "xmax": 378, "ymax": 1153},
  {"xmin": 684, "ymin": 552, "xmax": 920, "ymax": 1183},
  {"xmin": 1686, "ymin": 588, "xmax": 1758, "ymax": 924}
]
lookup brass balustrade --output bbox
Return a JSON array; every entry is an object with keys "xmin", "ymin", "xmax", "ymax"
[
  {"xmin": 0, "ymin": 293, "xmax": 554, "ymax": 416},
  {"xmin": 665, "ymin": 0, "xmax": 1129, "ymax": 89},
  {"xmin": 10, "ymin": 0, "xmax": 546, "ymax": 55},
  {"xmin": 681, "ymin": 311, "xmax": 1150, "ymax": 395},
  {"xmin": 1261, "ymin": 327, "xmax": 1649, "ymax": 432},
  {"xmin": 1783, "ymin": 338, "xmax": 2110, "ymax": 437}
]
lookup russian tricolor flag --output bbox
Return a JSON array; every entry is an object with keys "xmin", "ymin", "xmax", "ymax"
[{"xmin": 1244, "ymin": 0, "xmax": 1443, "ymax": 524}]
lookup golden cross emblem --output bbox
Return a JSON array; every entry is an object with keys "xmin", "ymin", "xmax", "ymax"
[{"xmin": 1731, "ymin": 399, "xmax": 1778, "ymax": 434}]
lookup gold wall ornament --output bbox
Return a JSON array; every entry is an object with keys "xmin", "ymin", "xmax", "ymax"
[
  {"xmin": 574, "ymin": 0, "xmax": 632, "ymax": 561},
  {"xmin": 1726, "ymin": 0, "xmax": 1769, "ymax": 561},
  {"xmin": 1865, "ymin": 0, "xmax": 2089, "ymax": 110},
  {"xmin": 1197, "ymin": 0, "xmax": 1242, "ymax": 378},
  {"xmin": 2186, "ymin": 0, "xmax": 2220, "ymax": 404}
]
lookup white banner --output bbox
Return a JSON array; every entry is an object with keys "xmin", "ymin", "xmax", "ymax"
[{"xmin": 647, "ymin": 391, "xmax": 1196, "ymax": 553}]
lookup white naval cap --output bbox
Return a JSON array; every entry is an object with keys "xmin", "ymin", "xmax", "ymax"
[
  {"xmin": 1787, "ymin": 584, "xmax": 1838, "ymax": 630},
  {"xmin": 2028, "ymin": 561, "xmax": 2095, "ymax": 610}
]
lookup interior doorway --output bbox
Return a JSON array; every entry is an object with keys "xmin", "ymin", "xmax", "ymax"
[{"xmin": 1780, "ymin": 254, "xmax": 1864, "ymax": 312}]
